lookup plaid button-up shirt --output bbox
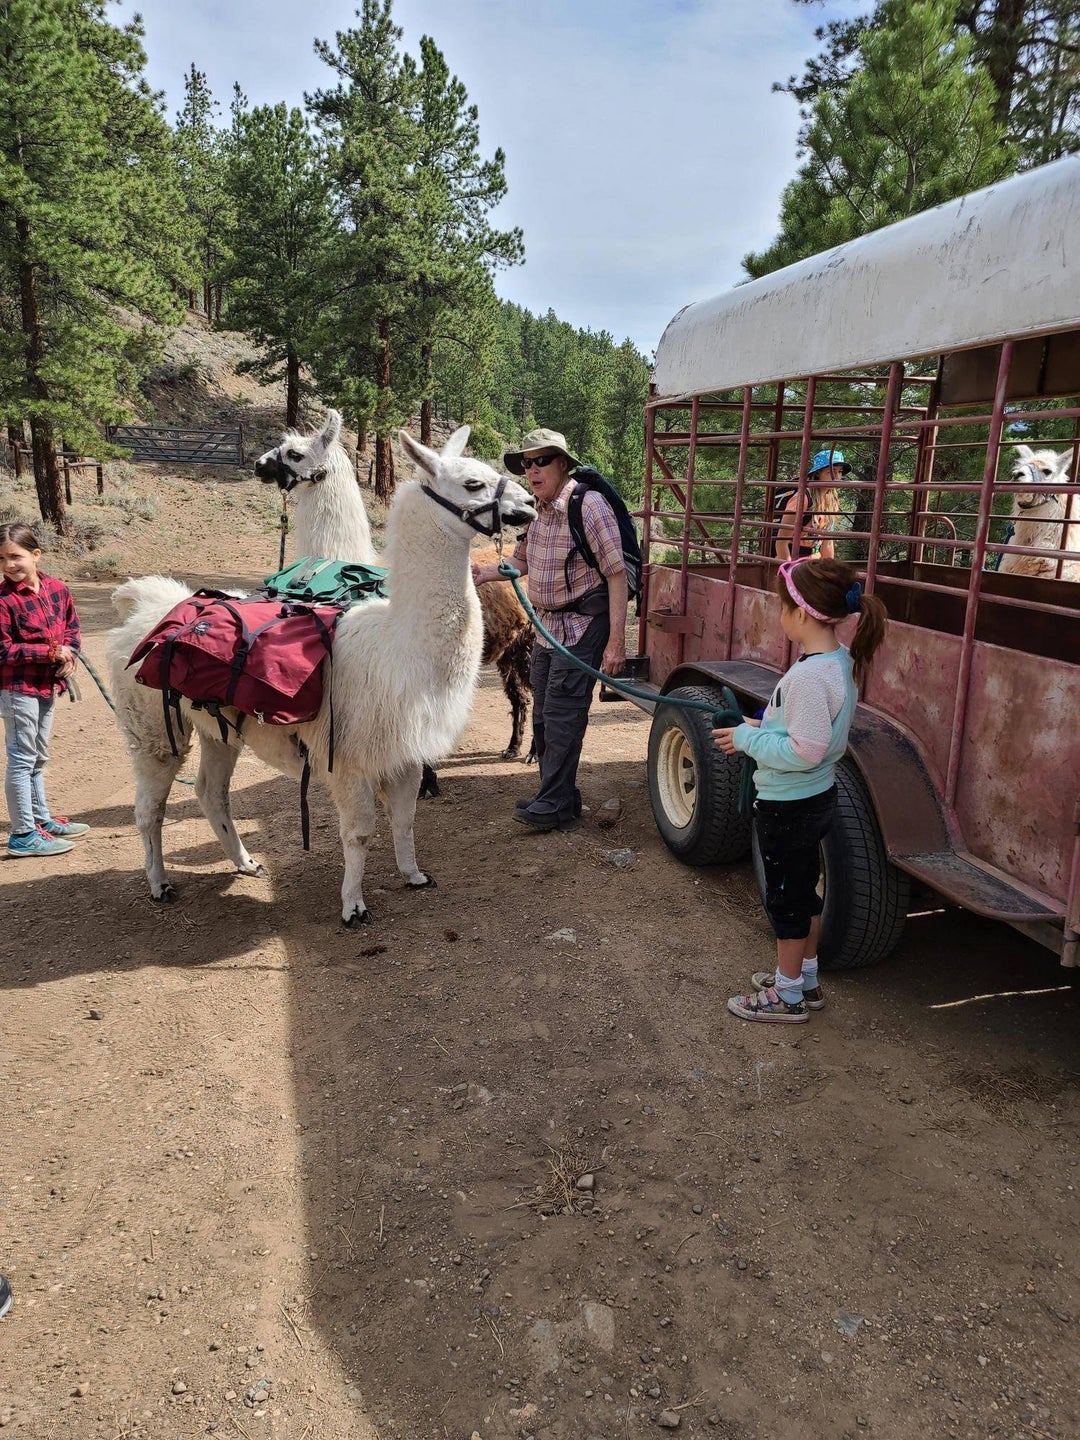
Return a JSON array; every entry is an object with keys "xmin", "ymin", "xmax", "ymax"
[
  {"xmin": 0, "ymin": 572, "xmax": 81, "ymax": 697},
  {"xmin": 513, "ymin": 479, "xmax": 625, "ymax": 647}
]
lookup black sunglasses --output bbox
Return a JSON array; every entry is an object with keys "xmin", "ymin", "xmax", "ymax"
[{"xmin": 522, "ymin": 453, "xmax": 560, "ymax": 470}]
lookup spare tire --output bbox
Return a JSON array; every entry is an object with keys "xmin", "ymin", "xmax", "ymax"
[{"xmin": 647, "ymin": 685, "xmax": 752, "ymax": 866}]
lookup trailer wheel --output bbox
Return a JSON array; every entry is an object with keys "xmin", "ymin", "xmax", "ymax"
[
  {"xmin": 751, "ymin": 756, "xmax": 909, "ymax": 969},
  {"xmin": 648, "ymin": 685, "xmax": 752, "ymax": 866}
]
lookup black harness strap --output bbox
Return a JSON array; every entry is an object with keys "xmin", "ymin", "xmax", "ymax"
[
  {"xmin": 299, "ymin": 747, "xmax": 312, "ymax": 852},
  {"xmin": 421, "ymin": 476, "xmax": 507, "ymax": 538}
]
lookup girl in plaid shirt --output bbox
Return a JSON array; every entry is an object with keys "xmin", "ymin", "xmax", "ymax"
[{"xmin": 0, "ymin": 523, "xmax": 89, "ymax": 857}]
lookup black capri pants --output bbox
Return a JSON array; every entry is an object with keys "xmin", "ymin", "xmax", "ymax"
[{"xmin": 754, "ymin": 785, "xmax": 838, "ymax": 941}]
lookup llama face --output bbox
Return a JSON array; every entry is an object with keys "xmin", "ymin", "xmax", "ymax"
[
  {"xmin": 255, "ymin": 410, "xmax": 343, "ymax": 491},
  {"xmin": 1010, "ymin": 445, "xmax": 1071, "ymax": 511},
  {"xmin": 401, "ymin": 427, "xmax": 537, "ymax": 535}
]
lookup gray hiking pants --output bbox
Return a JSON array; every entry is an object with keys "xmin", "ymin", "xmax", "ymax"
[{"xmin": 526, "ymin": 611, "xmax": 610, "ymax": 823}]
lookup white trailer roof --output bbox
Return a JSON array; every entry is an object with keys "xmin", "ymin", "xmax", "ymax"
[{"xmin": 651, "ymin": 157, "xmax": 1080, "ymax": 403}]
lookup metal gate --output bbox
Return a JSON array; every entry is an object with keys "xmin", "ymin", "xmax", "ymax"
[{"xmin": 109, "ymin": 425, "xmax": 245, "ymax": 466}]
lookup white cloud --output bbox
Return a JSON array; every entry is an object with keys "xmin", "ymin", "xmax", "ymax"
[{"xmin": 120, "ymin": 0, "xmax": 834, "ymax": 350}]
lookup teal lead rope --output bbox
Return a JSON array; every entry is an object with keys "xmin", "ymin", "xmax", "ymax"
[{"xmin": 495, "ymin": 559, "xmax": 757, "ymax": 813}]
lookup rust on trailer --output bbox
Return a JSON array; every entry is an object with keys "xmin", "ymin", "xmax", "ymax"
[{"xmin": 639, "ymin": 163, "xmax": 1080, "ymax": 961}]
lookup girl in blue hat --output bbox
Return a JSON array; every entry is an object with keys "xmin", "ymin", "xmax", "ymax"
[{"xmin": 773, "ymin": 449, "xmax": 850, "ymax": 562}]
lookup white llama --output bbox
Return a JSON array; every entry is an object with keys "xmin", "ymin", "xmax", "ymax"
[
  {"xmin": 254, "ymin": 411, "xmax": 535, "ymax": 759},
  {"xmin": 1000, "ymin": 445, "xmax": 1079, "ymax": 581},
  {"xmin": 106, "ymin": 428, "xmax": 536, "ymax": 925}
]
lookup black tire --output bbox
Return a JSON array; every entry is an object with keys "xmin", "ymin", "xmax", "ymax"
[
  {"xmin": 751, "ymin": 756, "xmax": 909, "ymax": 970},
  {"xmin": 647, "ymin": 685, "xmax": 752, "ymax": 866}
]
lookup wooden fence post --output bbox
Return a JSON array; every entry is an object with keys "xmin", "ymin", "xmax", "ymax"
[
  {"xmin": 12, "ymin": 443, "xmax": 22, "ymax": 478},
  {"xmin": 238, "ymin": 423, "xmax": 245, "ymax": 466},
  {"xmin": 63, "ymin": 454, "xmax": 72, "ymax": 506},
  {"xmin": 96, "ymin": 461, "xmax": 104, "ymax": 496}
]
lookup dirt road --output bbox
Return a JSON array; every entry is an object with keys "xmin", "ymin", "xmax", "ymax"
[{"xmin": 2, "ymin": 578, "xmax": 1078, "ymax": 1440}]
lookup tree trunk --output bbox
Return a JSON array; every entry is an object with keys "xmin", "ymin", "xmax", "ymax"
[
  {"xmin": 420, "ymin": 340, "xmax": 434, "ymax": 447},
  {"xmin": 285, "ymin": 349, "xmax": 301, "ymax": 430},
  {"xmin": 7, "ymin": 420, "xmax": 24, "ymax": 451},
  {"xmin": 214, "ymin": 285, "xmax": 223, "ymax": 324},
  {"xmin": 984, "ymin": 0, "xmax": 1025, "ymax": 127},
  {"xmin": 15, "ymin": 218, "xmax": 68, "ymax": 535},
  {"xmin": 374, "ymin": 314, "xmax": 395, "ymax": 501},
  {"xmin": 188, "ymin": 288, "xmax": 196, "ymax": 310}
]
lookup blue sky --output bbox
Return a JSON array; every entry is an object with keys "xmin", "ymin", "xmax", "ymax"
[{"xmin": 118, "ymin": 0, "xmax": 856, "ymax": 355}]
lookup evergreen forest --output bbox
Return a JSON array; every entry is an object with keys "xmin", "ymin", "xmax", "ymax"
[{"xmin": 1, "ymin": 0, "xmax": 1076, "ymax": 534}]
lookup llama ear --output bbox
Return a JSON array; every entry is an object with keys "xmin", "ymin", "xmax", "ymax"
[
  {"xmin": 1013, "ymin": 444, "xmax": 1034, "ymax": 461},
  {"xmin": 319, "ymin": 410, "xmax": 342, "ymax": 449},
  {"xmin": 399, "ymin": 429, "xmax": 440, "ymax": 477},
  {"xmin": 443, "ymin": 425, "xmax": 471, "ymax": 459},
  {"xmin": 1052, "ymin": 450, "xmax": 1071, "ymax": 477}
]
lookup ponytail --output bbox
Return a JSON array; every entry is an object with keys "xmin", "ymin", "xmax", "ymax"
[
  {"xmin": 777, "ymin": 556, "xmax": 888, "ymax": 683},
  {"xmin": 848, "ymin": 590, "xmax": 888, "ymax": 685}
]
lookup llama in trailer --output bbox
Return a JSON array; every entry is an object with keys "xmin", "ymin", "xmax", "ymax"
[
  {"xmin": 1000, "ymin": 446, "xmax": 1079, "ymax": 581},
  {"xmin": 107, "ymin": 427, "xmax": 536, "ymax": 924},
  {"xmin": 254, "ymin": 411, "xmax": 535, "ymax": 759}
]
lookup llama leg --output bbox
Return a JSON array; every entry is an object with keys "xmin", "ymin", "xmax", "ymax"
[
  {"xmin": 132, "ymin": 749, "xmax": 185, "ymax": 902},
  {"xmin": 334, "ymin": 777, "xmax": 379, "ymax": 927},
  {"xmin": 384, "ymin": 763, "xmax": 436, "ymax": 891},
  {"xmin": 497, "ymin": 632, "xmax": 533, "ymax": 760},
  {"xmin": 194, "ymin": 736, "xmax": 266, "ymax": 879}
]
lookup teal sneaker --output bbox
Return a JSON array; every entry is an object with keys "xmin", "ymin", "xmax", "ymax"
[
  {"xmin": 7, "ymin": 829, "xmax": 73, "ymax": 858},
  {"xmin": 38, "ymin": 817, "xmax": 90, "ymax": 840}
]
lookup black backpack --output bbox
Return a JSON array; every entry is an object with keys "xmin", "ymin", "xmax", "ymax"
[
  {"xmin": 564, "ymin": 465, "xmax": 643, "ymax": 604},
  {"xmin": 765, "ymin": 486, "xmax": 817, "ymax": 557}
]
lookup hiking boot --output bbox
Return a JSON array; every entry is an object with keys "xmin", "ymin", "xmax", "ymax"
[
  {"xmin": 38, "ymin": 817, "xmax": 90, "ymax": 840},
  {"xmin": 0, "ymin": 1274, "xmax": 11, "ymax": 1319},
  {"xmin": 7, "ymin": 829, "xmax": 74, "ymax": 858},
  {"xmin": 750, "ymin": 970, "xmax": 826, "ymax": 1010},
  {"xmin": 514, "ymin": 790, "xmax": 581, "ymax": 818},
  {"xmin": 513, "ymin": 808, "xmax": 579, "ymax": 834},
  {"xmin": 727, "ymin": 985, "xmax": 809, "ymax": 1024}
]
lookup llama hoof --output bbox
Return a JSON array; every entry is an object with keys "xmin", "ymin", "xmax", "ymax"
[
  {"xmin": 247, "ymin": 863, "xmax": 269, "ymax": 879},
  {"xmin": 406, "ymin": 873, "xmax": 437, "ymax": 891},
  {"xmin": 152, "ymin": 884, "xmax": 178, "ymax": 904},
  {"xmin": 501, "ymin": 746, "xmax": 521, "ymax": 761},
  {"xmin": 342, "ymin": 906, "xmax": 374, "ymax": 929}
]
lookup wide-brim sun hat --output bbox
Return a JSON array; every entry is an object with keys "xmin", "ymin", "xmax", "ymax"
[
  {"xmin": 809, "ymin": 447, "xmax": 851, "ymax": 476},
  {"xmin": 504, "ymin": 427, "xmax": 581, "ymax": 476}
]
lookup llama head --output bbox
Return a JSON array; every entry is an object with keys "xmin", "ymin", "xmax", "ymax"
[
  {"xmin": 399, "ymin": 426, "xmax": 537, "ymax": 538},
  {"xmin": 254, "ymin": 410, "xmax": 344, "ymax": 491},
  {"xmin": 1010, "ymin": 445, "xmax": 1072, "ymax": 512}
]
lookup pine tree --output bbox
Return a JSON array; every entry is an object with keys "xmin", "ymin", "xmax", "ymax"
[
  {"xmin": 781, "ymin": 1, "xmax": 1078, "ymax": 164},
  {"xmin": 174, "ymin": 65, "xmax": 233, "ymax": 319},
  {"xmin": 406, "ymin": 35, "xmax": 522, "ymax": 446},
  {"xmin": 223, "ymin": 97, "xmax": 334, "ymax": 427},
  {"xmin": 745, "ymin": 0, "xmax": 1015, "ymax": 277},
  {"xmin": 308, "ymin": 0, "xmax": 419, "ymax": 499},
  {"xmin": 0, "ymin": 0, "xmax": 188, "ymax": 531}
]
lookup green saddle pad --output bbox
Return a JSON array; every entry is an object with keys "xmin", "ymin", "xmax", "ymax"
[{"xmin": 262, "ymin": 557, "xmax": 388, "ymax": 609}]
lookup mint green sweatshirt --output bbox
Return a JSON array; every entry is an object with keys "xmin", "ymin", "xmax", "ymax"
[{"xmin": 733, "ymin": 647, "xmax": 857, "ymax": 801}]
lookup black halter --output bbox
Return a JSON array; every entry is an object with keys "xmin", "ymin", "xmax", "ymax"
[{"xmin": 421, "ymin": 476, "xmax": 509, "ymax": 538}]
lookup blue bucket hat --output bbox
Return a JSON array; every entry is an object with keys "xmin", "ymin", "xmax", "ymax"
[{"xmin": 809, "ymin": 448, "xmax": 851, "ymax": 476}]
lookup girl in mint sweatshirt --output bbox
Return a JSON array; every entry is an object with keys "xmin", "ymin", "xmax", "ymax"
[{"xmin": 713, "ymin": 557, "xmax": 888, "ymax": 1023}]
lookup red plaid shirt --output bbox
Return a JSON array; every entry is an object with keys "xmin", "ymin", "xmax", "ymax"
[
  {"xmin": 0, "ymin": 572, "xmax": 81, "ymax": 697},
  {"xmin": 513, "ymin": 479, "xmax": 625, "ymax": 647}
]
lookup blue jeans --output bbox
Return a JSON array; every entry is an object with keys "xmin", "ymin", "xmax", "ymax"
[{"xmin": 1, "ymin": 691, "xmax": 56, "ymax": 836}]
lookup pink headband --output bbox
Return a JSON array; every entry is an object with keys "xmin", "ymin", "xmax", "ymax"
[{"xmin": 779, "ymin": 557, "xmax": 841, "ymax": 625}]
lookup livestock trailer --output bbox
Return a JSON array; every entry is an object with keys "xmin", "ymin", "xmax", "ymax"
[{"xmin": 636, "ymin": 157, "xmax": 1080, "ymax": 969}]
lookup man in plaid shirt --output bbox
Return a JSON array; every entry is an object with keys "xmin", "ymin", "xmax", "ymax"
[{"xmin": 474, "ymin": 428, "xmax": 627, "ymax": 832}]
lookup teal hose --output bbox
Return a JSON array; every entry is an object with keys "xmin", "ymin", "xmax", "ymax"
[
  {"xmin": 495, "ymin": 560, "xmax": 757, "ymax": 813},
  {"xmin": 495, "ymin": 559, "xmax": 738, "ymax": 722}
]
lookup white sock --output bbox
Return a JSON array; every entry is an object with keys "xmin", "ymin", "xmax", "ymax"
[
  {"xmin": 801, "ymin": 956, "xmax": 819, "ymax": 989},
  {"xmin": 773, "ymin": 971, "xmax": 804, "ymax": 1007}
]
